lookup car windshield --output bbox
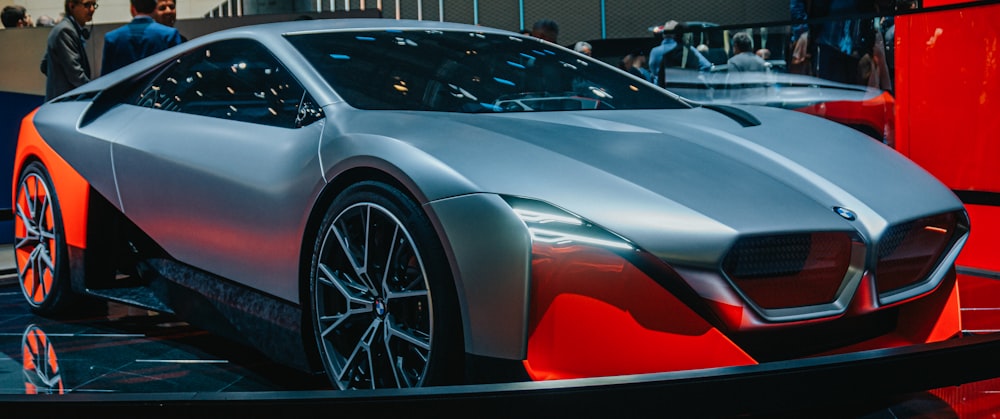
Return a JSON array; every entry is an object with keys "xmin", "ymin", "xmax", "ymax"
[{"xmin": 285, "ymin": 29, "xmax": 690, "ymax": 113}]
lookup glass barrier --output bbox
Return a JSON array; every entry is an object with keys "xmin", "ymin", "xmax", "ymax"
[{"xmin": 588, "ymin": 15, "xmax": 903, "ymax": 146}]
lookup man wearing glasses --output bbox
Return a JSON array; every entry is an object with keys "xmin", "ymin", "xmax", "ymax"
[{"xmin": 40, "ymin": 0, "xmax": 98, "ymax": 100}]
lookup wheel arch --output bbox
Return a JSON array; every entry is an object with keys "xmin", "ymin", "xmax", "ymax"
[
  {"xmin": 13, "ymin": 110, "xmax": 92, "ymax": 254},
  {"xmin": 297, "ymin": 166, "xmax": 470, "ymax": 371},
  {"xmin": 297, "ymin": 167, "xmax": 413, "ymax": 305},
  {"xmin": 13, "ymin": 110, "xmax": 99, "ymax": 302}
]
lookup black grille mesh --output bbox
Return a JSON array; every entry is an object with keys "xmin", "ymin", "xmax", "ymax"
[
  {"xmin": 723, "ymin": 232, "xmax": 853, "ymax": 310},
  {"xmin": 724, "ymin": 234, "xmax": 812, "ymax": 278}
]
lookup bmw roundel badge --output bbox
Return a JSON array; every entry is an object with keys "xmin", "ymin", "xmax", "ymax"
[{"xmin": 834, "ymin": 207, "xmax": 857, "ymax": 221}]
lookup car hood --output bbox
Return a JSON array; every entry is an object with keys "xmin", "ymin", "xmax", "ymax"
[{"xmin": 337, "ymin": 105, "xmax": 962, "ymax": 266}]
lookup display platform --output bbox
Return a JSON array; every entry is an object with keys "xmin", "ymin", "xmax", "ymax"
[{"xmin": 3, "ymin": 272, "xmax": 1000, "ymax": 417}]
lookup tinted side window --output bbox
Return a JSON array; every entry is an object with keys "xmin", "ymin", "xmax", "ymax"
[{"xmin": 133, "ymin": 39, "xmax": 322, "ymax": 128}]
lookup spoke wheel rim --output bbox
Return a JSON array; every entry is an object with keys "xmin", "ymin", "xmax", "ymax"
[
  {"xmin": 314, "ymin": 202, "xmax": 433, "ymax": 390},
  {"xmin": 14, "ymin": 173, "xmax": 57, "ymax": 307}
]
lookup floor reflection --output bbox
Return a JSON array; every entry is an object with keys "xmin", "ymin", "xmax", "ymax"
[
  {"xmin": 21, "ymin": 324, "xmax": 63, "ymax": 394},
  {"xmin": 0, "ymin": 280, "xmax": 327, "ymax": 394},
  {"xmin": 5, "ymin": 277, "xmax": 1000, "ymax": 417}
]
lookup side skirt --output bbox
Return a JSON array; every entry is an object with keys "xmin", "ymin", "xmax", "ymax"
[
  {"xmin": 71, "ymin": 242, "xmax": 318, "ymax": 373},
  {"xmin": 139, "ymin": 258, "xmax": 319, "ymax": 373}
]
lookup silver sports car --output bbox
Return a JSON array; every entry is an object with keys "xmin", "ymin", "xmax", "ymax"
[{"xmin": 13, "ymin": 19, "xmax": 968, "ymax": 390}]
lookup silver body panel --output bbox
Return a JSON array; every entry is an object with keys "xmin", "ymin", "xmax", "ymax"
[{"xmin": 28, "ymin": 19, "xmax": 965, "ymax": 360}]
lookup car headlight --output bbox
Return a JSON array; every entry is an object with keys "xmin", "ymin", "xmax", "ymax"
[{"xmin": 505, "ymin": 196, "xmax": 635, "ymax": 251}]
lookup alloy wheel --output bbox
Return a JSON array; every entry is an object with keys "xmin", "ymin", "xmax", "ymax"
[
  {"xmin": 14, "ymin": 171, "xmax": 59, "ymax": 307},
  {"xmin": 313, "ymin": 201, "xmax": 434, "ymax": 390}
]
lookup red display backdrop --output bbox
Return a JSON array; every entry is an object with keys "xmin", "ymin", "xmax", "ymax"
[{"xmin": 896, "ymin": 1, "xmax": 1000, "ymax": 276}]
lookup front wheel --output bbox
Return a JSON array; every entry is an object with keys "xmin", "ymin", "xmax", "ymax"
[{"xmin": 309, "ymin": 181, "xmax": 462, "ymax": 390}]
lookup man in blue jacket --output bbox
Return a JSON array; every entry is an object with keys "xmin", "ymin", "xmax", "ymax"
[
  {"xmin": 647, "ymin": 20, "xmax": 713, "ymax": 87},
  {"xmin": 101, "ymin": 0, "xmax": 182, "ymax": 75}
]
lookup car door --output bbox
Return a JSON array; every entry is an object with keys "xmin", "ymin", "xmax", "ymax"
[{"xmin": 111, "ymin": 38, "xmax": 326, "ymax": 303}]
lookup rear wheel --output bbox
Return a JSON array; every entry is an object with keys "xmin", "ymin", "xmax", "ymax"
[
  {"xmin": 309, "ymin": 181, "xmax": 462, "ymax": 390},
  {"xmin": 14, "ymin": 162, "xmax": 77, "ymax": 315}
]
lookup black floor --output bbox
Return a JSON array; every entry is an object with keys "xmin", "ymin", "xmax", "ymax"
[
  {"xmin": 5, "ymin": 246, "xmax": 1000, "ymax": 417},
  {"xmin": 0, "ymin": 277, "xmax": 328, "ymax": 395}
]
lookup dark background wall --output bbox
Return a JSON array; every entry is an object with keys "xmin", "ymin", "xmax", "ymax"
[{"xmin": 225, "ymin": 0, "xmax": 791, "ymax": 45}]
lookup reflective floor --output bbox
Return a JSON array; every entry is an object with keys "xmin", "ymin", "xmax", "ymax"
[
  {"xmin": 5, "ymin": 245, "xmax": 1000, "ymax": 417},
  {"xmin": 7, "ymin": 273, "xmax": 1000, "ymax": 417},
  {"xmin": 0, "ymin": 276, "xmax": 328, "ymax": 395}
]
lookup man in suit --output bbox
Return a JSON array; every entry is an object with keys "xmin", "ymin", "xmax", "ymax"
[
  {"xmin": 101, "ymin": 0, "xmax": 182, "ymax": 75},
  {"xmin": 41, "ymin": 0, "xmax": 97, "ymax": 100}
]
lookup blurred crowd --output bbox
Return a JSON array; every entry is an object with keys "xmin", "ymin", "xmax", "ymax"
[
  {"xmin": 6, "ymin": 0, "xmax": 183, "ymax": 100},
  {"xmin": 2, "ymin": 4, "xmax": 58, "ymax": 27},
  {"xmin": 10, "ymin": 2, "xmax": 908, "ymax": 96},
  {"xmin": 525, "ymin": 0, "xmax": 913, "ymax": 92}
]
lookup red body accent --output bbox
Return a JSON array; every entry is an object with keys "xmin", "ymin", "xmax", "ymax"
[
  {"xmin": 523, "ymin": 244, "xmax": 756, "ymax": 380},
  {"xmin": 522, "ymin": 241, "xmax": 961, "ymax": 380},
  {"xmin": 12, "ymin": 110, "xmax": 91, "ymax": 250}
]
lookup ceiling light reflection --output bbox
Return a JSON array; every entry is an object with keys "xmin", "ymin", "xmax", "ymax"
[{"xmin": 513, "ymin": 208, "xmax": 582, "ymax": 225}]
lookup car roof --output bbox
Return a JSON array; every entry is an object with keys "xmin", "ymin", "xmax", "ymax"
[{"xmin": 215, "ymin": 18, "xmax": 513, "ymax": 39}]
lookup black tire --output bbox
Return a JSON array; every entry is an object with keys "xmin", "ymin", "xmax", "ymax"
[
  {"xmin": 13, "ymin": 162, "xmax": 79, "ymax": 316},
  {"xmin": 308, "ymin": 181, "xmax": 463, "ymax": 390}
]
